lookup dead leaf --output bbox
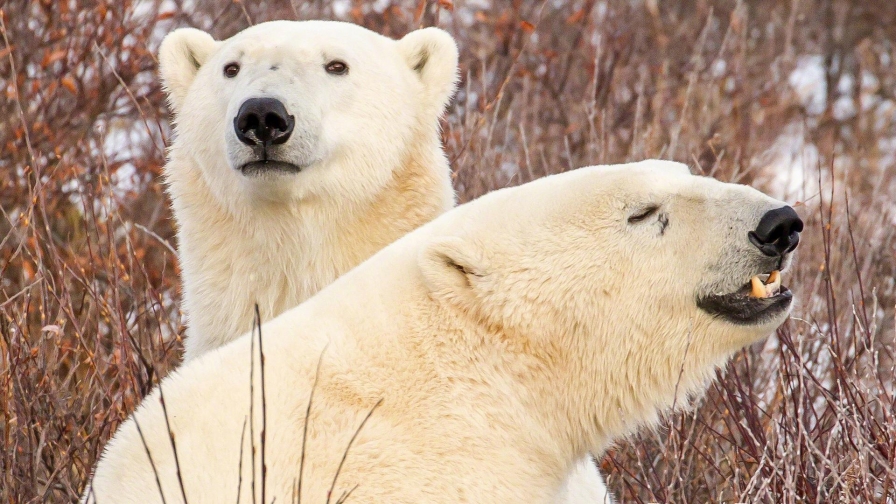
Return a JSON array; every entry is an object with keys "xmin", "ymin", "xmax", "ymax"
[
  {"xmin": 42, "ymin": 49, "xmax": 67, "ymax": 66},
  {"xmin": 566, "ymin": 9, "xmax": 585, "ymax": 25},
  {"xmin": 61, "ymin": 76, "xmax": 77, "ymax": 94}
]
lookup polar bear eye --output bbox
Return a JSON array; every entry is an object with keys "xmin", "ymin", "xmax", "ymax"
[
  {"xmin": 628, "ymin": 205, "xmax": 660, "ymax": 224},
  {"xmin": 223, "ymin": 63, "xmax": 240, "ymax": 78},
  {"xmin": 325, "ymin": 60, "xmax": 349, "ymax": 75}
]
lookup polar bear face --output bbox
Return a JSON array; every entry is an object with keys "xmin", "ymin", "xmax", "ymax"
[
  {"xmin": 420, "ymin": 160, "xmax": 801, "ymax": 431},
  {"xmin": 159, "ymin": 21, "xmax": 458, "ymax": 206}
]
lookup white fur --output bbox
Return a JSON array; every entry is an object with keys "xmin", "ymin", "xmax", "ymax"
[
  {"xmin": 158, "ymin": 20, "xmax": 459, "ymax": 360},
  {"xmin": 84, "ymin": 160, "xmax": 796, "ymax": 503},
  {"xmin": 156, "ymin": 19, "xmax": 610, "ymax": 501}
]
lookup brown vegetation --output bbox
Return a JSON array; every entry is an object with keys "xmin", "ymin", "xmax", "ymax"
[{"xmin": 1, "ymin": 0, "xmax": 894, "ymax": 502}]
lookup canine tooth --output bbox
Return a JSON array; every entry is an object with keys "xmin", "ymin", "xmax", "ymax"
[
  {"xmin": 750, "ymin": 276, "xmax": 767, "ymax": 298},
  {"xmin": 766, "ymin": 270, "xmax": 782, "ymax": 295}
]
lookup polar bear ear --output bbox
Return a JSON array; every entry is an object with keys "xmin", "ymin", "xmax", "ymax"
[
  {"xmin": 419, "ymin": 236, "xmax": 488, "ymax": 308},
  {"xmin": 398, "ymin": 27, "xmax": 459, "ymax": 118},
  {"xmin": 159, "ymin": 28, "xmax": 220, "ymax": 114}
]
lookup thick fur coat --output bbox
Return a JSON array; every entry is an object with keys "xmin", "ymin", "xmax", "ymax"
[
  {"xmin": 157, "ymin": 19, "xmax": 610, "ymax": 503},
  {"xmin": 85, "ymin": 161, "xmax": 798, "ymax": 503}
]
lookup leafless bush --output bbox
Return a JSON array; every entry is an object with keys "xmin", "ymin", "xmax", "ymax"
[{"xmin": 1, "ymin": 0, "xmax": 894, "ymax": 502}]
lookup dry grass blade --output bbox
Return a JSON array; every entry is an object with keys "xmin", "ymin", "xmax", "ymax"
[
  {"xmin": 297, "ymin": 344, "xmax": 329, "ymax": 504},
  {"xmin": 133, "ymin": 417, "xmax": 169, "ymax": 504},
  {"xmin": 333, "ymin": 484, "xmax": 359, "ymax": 504},
  {"xmin": 254, "ymin": 304, "xmax": 269, "ymax": 504},
  {"xmin": 249, "ymin": 307, "xmax": 258, "ymax": 504},
  {"xmin": 325, "ymin": 398, "xmax": 384, "ymax": 504},
  {"xmin": 158, "ymin": 386, "xmax": 190, "ymax": 504},
  {"xmin": 236, "ymin": 417, "xmax": 248, "ymax": 504}
]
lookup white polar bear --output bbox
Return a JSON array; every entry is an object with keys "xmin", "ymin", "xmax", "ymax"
[
  {"xmin": 158, "ymin": 20, "xmax": 460, "ymax": 361},
  {"xmin": 158, "ymin": 20, "xmax": 610, "ymax": 502},
  {"xmin": 83, "ymin": 160, "xmax": 802, "ymax": 503}
]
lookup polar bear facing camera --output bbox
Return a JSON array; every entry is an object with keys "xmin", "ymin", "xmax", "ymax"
[
  {"xmin": 84, "ymin": 160, "xmax": 802, "ymax": 503},
  {"xmin": 159, "ymin": 20, "xmax": 459, "ymax": 361}
]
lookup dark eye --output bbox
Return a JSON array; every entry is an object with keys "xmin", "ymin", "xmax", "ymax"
[
  {"xmin": 325, "ymin": 60, "xmax": 348, "ymax": 75},
  {"xmin": 628, "ymin": 205, "xmax": 660, "ymax": 224},
  {"xmin": 223, "ymin": 63, "xmax": 240, "ymax": 78}
]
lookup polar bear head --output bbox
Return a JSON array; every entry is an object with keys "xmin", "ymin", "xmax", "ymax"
[
  {"xmin": 159, "ymin": 20, "xmax": 458, "ymax": 206},
  {"xmin": 419, "ymin": 160, "xmax": 802, "ymax": 447}
]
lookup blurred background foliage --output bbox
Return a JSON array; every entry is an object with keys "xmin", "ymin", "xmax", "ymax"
[{"xmin": 1, "ymin": 0, "xmax": 894, "ymax": 501}]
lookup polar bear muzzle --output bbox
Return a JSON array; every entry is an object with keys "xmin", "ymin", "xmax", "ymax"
[
  {"xmin": 232, "ymin": 97, "xmax": 301, "ymax": 176},
  {"xmin": 697, "ymin": 205, "xmax": 803, "ymax": 325}
]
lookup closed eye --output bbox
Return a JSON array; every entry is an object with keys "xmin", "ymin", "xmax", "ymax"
[{"xmin": 628, "ymin": 205, "xmax": 660, "ymax": 224}]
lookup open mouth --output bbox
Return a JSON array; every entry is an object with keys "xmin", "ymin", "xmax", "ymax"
[
  {"xmin": 239, "ymin": 160, "xmax": 302, "ymax": 176},
  {"xmin": 697, "ymin": 270, "xmax": 793, "ymax": 324}
]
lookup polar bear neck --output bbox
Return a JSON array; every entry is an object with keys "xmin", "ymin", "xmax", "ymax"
[
  {"xmin": 543, "ymin": 322, "xmax": 736, "ymax": 458},
  {"xmin": 280, "ymin": 264, "xmax": 587, "ymax": 500},
  {"xmin": 167, "ymin": 131, "xmax": 454, "ymax": 361},
  {"xmin": 412, "ymin": 294, "xmax": 735, "ymax": 466}
]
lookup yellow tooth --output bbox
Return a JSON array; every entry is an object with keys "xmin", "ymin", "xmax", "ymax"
[
  {"xmin": 750, "ymin": 276, "xmax": 767, "ymax": 298},
  {"xmin": 766, "ymin": 270, "xmax": 782, "ymax": 295}
]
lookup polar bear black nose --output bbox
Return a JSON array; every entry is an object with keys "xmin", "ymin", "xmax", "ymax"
[
  {"xmin": 749, "ymin": 206, "xmax": 803, "ymax": 257},
  {"xmin": 234, "ymin": 97, "xmax": 295, "ymax": 147}
]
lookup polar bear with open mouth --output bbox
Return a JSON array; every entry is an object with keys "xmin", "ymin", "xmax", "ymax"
[{"xmin": 84, "ymin": 160, "xmax": 802, "ymax": 503}]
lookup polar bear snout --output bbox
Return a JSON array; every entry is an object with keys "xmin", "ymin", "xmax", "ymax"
[
  {"xmin": 234, "ymin": 97, "xmax": 295, "ymax": 148},
  {"xmin": 748, "ymin": 205, "xmax": 803, "ymax": 258},
  {"xmin": 695, "ymin": 203, "xmax": 802, "ymax": 326},
  {"xmin": 231, "ymin": 97, "xmax": 306, "ymax": 176}
]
